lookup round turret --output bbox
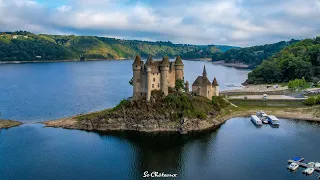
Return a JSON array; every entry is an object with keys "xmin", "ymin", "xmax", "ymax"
[
  {"xmin": 145, "ymin": 55, "xmax": 153, "ymax": 67},
  {"xmin": 161, "ymin": 56, "xmax": 170, "ymax": 66},
  {"xmin": 175, "ymin": 56, "xmax": 184, "ymax": 80},
  {"xmin": 175, "ymin": 56, "xmax": 183, "ymax": 66},
  {"xmin": 133, "ymin": 55, "xmax": 141, "ymax": 66}
]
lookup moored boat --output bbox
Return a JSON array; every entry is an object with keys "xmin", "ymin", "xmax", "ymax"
[
  {"xmin": 256, "ymin": 111, "xmax": 269, "ymax": 124},
  {"xmin": 287, "ymin": 162, "xmax": 299, "ymax": 171},
  {"xmin": 251, "ymin": 115, "xmax": 262, "ymax": 126},
  {"xmin": 267, "ymin": 115, "xmax": 280, "ymax": 127},
  {"xmin": 303, "ymin": 167, "xmax": 314, "ymax": 175}
]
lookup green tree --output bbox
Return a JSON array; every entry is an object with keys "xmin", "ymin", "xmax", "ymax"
[{"xmin": 175, "ymin": 79, "xmax": 185, "ymax": 91}]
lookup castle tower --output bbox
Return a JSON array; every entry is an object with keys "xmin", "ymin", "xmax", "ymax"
[
  {"xmin": 175, "ymin": 56, "xmax": 184, "ymax": 80},
  {"xmin": 132, "ymin": 55, "xmax": 142, "ymax": 99},
  {"xmin": 146, "ymin": 66, "xmax": 152, "ymax": 101},
  {"xmin": 203, "ymin": 65, "xmax": 207, "ymax": 77},
  {"xmin": 160, "ymin": 56, "xmax": 170, "ymax": 96},
  {"xmin": 212, "ymin": 77, "xmax": 219, "ymax": 96}
]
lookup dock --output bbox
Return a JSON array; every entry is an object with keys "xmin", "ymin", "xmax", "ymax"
[{"xmin": 288, "ymin": 159, "xmax": 320, "ymax": 172}]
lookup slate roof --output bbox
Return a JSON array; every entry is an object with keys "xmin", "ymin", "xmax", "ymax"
[
  {"xmin": 212, "ymin": 77, "xmax": 219, "ymax": 86},
  {"xmin": 133, "ymin": 55, "xmax": 141, "ymax": 65},
  {"xmin": 175, "ymin": 56, "xmax": 183, "ymax": 65},
  {"xmin": 192, "ymin": 76, "xmax": 212, "ymax": 86}
]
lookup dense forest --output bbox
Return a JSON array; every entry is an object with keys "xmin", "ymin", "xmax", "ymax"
[
  {"xmin": 247, "ymin": 37, "xmax": 320, "ymax": 84},
  {"xmin": 212, "ymin": 39, "xmax": 299, "ymax": 67},
  {"xmin": 0, "ymin": 31, "xmax": 235, "ymax": 61}
]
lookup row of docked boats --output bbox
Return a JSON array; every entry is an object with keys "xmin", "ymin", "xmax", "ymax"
[
  {"xmin": 250, "ymin": 111, "xmax": 280, "ymax": 127},
  {"xmin": 287, "ymin": 158, "xmax": 320, "ymax": 176}
]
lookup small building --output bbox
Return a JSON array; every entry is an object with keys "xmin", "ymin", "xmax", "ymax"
[
  {"xmin": 192, "ymin": 65, "xmax": 219, "ymax": 99},
  {"xmin": 36, "ymin": 56, "xmax": 42, "ymax": 59}
]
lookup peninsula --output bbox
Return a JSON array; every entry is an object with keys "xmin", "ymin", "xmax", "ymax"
[
  {"xmin": 42, "ymin": 55, "xmax": 320, "ymax": 134},
  {"xmin": 0, "ymin": 119, "xmax": 22, "ymax": 129}
]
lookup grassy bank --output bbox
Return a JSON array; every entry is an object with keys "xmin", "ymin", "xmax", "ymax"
[
  {"xmin": 229, "ymin": 99, "xmax": 305, "ymax": 107},
  {"xmin": 219, "ymin": 105, "xmax": 320, "ymax": 122}
]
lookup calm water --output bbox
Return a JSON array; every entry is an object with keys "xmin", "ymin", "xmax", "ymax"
[
  {"xmin": 1, "ymin": 60, "xmax": 319, "ymax": 180},
  {"xmin": 0, "ymin": 60, "xmax": 249, "ymax": 122},
  {"xmin": 1, "ymin": 118, "xmax": 320, "ymax": 180}
]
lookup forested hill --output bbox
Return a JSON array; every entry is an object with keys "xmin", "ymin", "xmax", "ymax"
[
  {"xmin": 247, "ymin": 37, "xmax": 320, "ymax": 84},
  {"xmin": 0, "ymin": 31, "xmax": 236, "ymax": 61},
  {"xmin": 212, "ymin": 39, "xmax": 299, "ymax": 67}
]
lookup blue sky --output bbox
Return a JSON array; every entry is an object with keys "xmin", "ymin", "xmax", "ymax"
[{"xmin": 0, "ymin": 0, "xmax": 319, "ymax": 46}]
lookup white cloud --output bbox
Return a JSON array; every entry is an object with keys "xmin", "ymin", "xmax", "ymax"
[{"xmin": 0, "ymin": 0, "xmax": 319, "ymax": 46}]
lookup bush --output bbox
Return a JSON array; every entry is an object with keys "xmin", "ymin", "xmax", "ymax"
[
  {"xmin": 288, "ymin": 78, "xmax": 310, "ymax": 89},
  {"xmin": 316, "ymin": 95, "xmax": 320, "ymax": 104},
  {"xmin": 212, "ymin": 96, "xmax": 229, "ymax": 110},
  {"xmin": 304, "ymin": 97, "xmax": 317, "ymax": 106}
]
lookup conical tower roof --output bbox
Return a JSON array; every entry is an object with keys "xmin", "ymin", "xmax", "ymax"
[
  {"xmin": 146, "ymin": 55, "xmax": 153, "ymax": 66},
  {"xmin": 212, "ymin": 77, "xmax": 219, "ymax": 86},
  {"xmin": 161, "ymin": 56, "xmax": 170, "ymax": 66},
  {"xmin": 133, "ymin": 55, "xmax": 141, "ymax": 65},
  {"xmin": 175, "ymin": 56, "xmax": 183, "ymax": 65},
  {"xmin": 203, "ymin": 65, "xmax": 207, "ymax": 77}
]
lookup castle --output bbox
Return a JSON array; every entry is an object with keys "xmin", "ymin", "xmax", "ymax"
[{"xmin": 132, "ymin": 55, "xmax": 219, "ymax": 101}]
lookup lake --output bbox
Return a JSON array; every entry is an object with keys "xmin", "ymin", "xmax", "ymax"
[
  {"xmin": 1, "ymin": 118, "xmax": 320, "ymax": 180},
  {"xmin": 1, "ymin": 60, "xmax": 319, "ymax": 180},
  {"xmin": 0, "ymin": 60, "xmax": 249, "ymax": 122}
]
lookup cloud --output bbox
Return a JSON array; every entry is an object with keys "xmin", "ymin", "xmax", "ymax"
[{"xmin": 0, "ymin": 0, "xmax": 319, "ymax": 46}]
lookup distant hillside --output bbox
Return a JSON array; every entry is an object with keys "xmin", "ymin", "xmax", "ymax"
[
  {"xmin": 247, "ymin": 37, "xmax": 320, "ymax": 84},
  {"xmin": 212, "ymin": 39, "xmax": 300, "ymax": 67},
  {"xmin": 0, "ymin": 31, "xmax": 236, "ymax": 61}
]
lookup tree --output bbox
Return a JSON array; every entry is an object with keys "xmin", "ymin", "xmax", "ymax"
[{"xmin": 175, "ymin": 79, "xmax": 184, "ymax": 91}]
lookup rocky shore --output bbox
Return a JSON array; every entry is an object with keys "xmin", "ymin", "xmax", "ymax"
[
  {"xmin": 43, "ymin": 115, "xmax": 227, "ymax": 134},
  {"xmin": 42, "ymin": 105, "xmax": 320, "ymax": 134},
  {"xmin": 0, "ymin": 119, "xmax": 22, "ymax": 129}
]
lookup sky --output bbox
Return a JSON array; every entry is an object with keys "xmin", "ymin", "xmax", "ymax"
[{"xmin": 0, "ymin": 0, "xmax": 319, "ymax": 47}]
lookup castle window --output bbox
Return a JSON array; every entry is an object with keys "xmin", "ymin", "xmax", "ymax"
[
  {"xmin": 152, "ymin": 84, "xmax": 154, "ymax": 88},
  {"xmin": 153, "ymin": 78, "xmax": 155, "ymax": 82},
  {"xmin": 157, "ymin": 73, "xmax": 159, "ymax": 75},
  {"xmin": 158, "ymin": 83, "xmax": 160, "ymax": 88}
]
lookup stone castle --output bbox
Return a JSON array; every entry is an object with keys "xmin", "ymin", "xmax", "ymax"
[{"xmin": 132, "ymin": 55, "xmax": 219, "ymax": 101}]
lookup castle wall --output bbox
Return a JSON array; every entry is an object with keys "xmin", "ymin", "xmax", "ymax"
[
  {"xmin": 150, "ymin": 72, "xmax": 161, "ymax": 91},
  {"xmin": 167, "ymin": 70, "xmax": 176, "ymax": 87}
]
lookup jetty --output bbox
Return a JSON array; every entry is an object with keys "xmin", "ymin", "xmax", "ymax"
[{"xmin": 288, "ymin": 159, "xmax": 320, "ymax": 172}]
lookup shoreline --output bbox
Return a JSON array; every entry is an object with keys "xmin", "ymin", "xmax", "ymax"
[
  {"xmin": 212, "ymin": 60, "xmax": 250, "ymax": 69},
  {"xmin": 1, "ymin": 58, "xmax": 214, "ymax": 64},
  {"xmin": 0, "ymin": 58, "xmax": 130, "ymax": 64},
  {"xmin": 0, "ymin": 119, "xmax": 22, "ymax": 129},
  {"xmin": 41, "ymin": 106, "xmax": 320, "ymax": 134}
]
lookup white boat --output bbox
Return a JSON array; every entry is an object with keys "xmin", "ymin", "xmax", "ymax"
[
  {"xmin": 267, "ymin": 115, "xmax": 280, "ymax": 126},
  {"xmin": 315, "ymin": 162, "xmax": 320, "ymax": 168},
  {"xmin": 251, "ymin": 115, "xmax": 262, "ymax": 126},
  {"xmin": 308, "ymin": 162, "xmax": 316, "ymax": 167},
  {"xmin": 287, "ymin": 162, "xmax": 299, "ymax": 171},
  {"xmin": 256, "ymin": 111, "xmax": 269, "ymax": 124},
  {"xmin": 303, "ymin": 167, "xmax": 315, "ymax": 175}
]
